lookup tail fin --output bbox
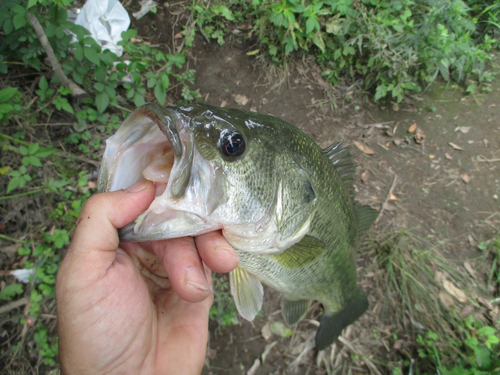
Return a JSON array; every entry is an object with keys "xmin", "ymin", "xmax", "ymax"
[{"xmin": 315, "ymin": 287, "xmax": 368, "ymax": 350}]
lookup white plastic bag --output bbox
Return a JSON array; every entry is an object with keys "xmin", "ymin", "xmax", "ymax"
[{"xmin": 75, "ymin": 0, "xmax": 130, "ymax": 57}]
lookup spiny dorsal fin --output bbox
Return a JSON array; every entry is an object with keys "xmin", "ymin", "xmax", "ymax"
[
  {"xmin": 354, "ymin": 202, "xmax": 378, "ymax": 240},
  {"xmin": 323, "ymin": 142, "xmax": 356, "ymax": 197}
]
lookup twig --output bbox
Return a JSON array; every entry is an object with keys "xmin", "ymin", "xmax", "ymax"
[
  {"xmin": 0, "ymin": 234, "xmax": 24, "ymax": 243},
  {"xmin": 0, "ymin": 297, "xmax": 28, "ymax": 315},
  {"xmin": 0, "ymin": 133, "xmax": 31, "ymax": 146},
  {"xmin": 338, "ymin": 337, "xmax": 382, "ymax": 375},
  {"xmin": 27, "ymin": 13, "xmax": 86, "ymax": 97},
  {"xmin": 0, "ymin": 189, "xmax": 42, "ymax": 201},
  {"xmin": 477, "ymin": 155, "xmax": 500, "ymax": 163},
  {"xmin": 376, "ymin": 175, "xmax": 397, "ymax": 224}
]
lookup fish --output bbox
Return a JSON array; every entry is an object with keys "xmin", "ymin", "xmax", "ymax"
[{"xmin": 98, "ymin": 103, "xmax": 378, "ymax": 350}]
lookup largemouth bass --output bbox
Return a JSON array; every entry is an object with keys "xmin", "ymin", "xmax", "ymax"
[{"xmin": 98, "ymin": 103, "xmax": 377, "ymax": 350}]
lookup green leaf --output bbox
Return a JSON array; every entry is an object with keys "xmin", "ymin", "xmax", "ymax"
[
  {"xmin": 84, "ymin": 47, "xmax": 100, "ymax": 66},
  {"xmin": 35, "ymin": 148, "xmax": 58, "ymax": 158},
  {"xmin": 28, "ymin": 143, "xmax": 39, "ymax": 155},
  {"xmin": 94, "ymin": 82, "xmax": 105, "ymax": 92},
  {"xmin": 99, "ymin": 50, "xmax": 119, "ymax": 66},
  {"xmin": 74, "ymin": 45, "xmax": 84, "ymax": 62},
  {"xmin": 61, "ymin": 100, "xmax": 74, "ymax": 114},
  {"xmin": 7, "ymin": 177, "xmax": 20, "ymax": 193},
  {"xmin": 96, "ymin": 92, "xmax": 109, "ymax": 113},
  {"xmin": 95, "ymin": 64, "xmax": 107, "ymax": 83},
  {"xmin": 161, "ymin": 73, "xmax": 169, "ymax": 89},
  {"xmin": 13, "ymin": 14, "xmax": 27, "ymax": 30},
  {"xmin": 19, "ymin": 146, "xmax": 29, "ymax": 156},
  {"xmin": 166, "ymin": 53, "xmax": 186, "ymax": 69},
  {"xmin": 476, "ymin": 326, "xmax": 497, "ymax": 336},
  {"xmin": 27, "ymin": 0, "xmax": 38, "ymax": 9},
  {"xmin": 154, "ymin": 83, "xmax": 166, "ymax": 105},
  {"xmin": 3, "ymin": 19, "xmax": 14, "ymax": 35},
  {"xmin": 133, "ymin": 92, "xmax": 145, "ymax": 107},
  {"xmin": 39, "ymin": 76, "xmax": 48, "ymax": 91},
  {"xmin": 121, "ymin": 29, "xmax": 138, "ymax": 43},
  {"xmin": 312, "ymin": 32, "xmax": 325, "ymax": 53},
  {"xmin": 211, "ymin": 5, "xmax": 235, "ymax": 21},
  {"xmin": 0, "ymin": 284, "xmax": 23, "ymax": 301},
  {"xmin": 29, "ymin": 156, "xmax": 42, "ymax": 167},
  {"xmin": 0, "ymin": 87, "xmax": 19, "ymax": 103}
]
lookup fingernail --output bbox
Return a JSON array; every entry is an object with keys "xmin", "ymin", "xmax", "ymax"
[
  {"xmin": 185, "ymin": 266, "xmax": 210, "ymax": 292},
  {"xmin": 125, "ymin": 179, "xmax": 148, "ymax": 193},
  {"xmin": 218, "ymin": 247, "xmax": 239, "ymax": 263}
]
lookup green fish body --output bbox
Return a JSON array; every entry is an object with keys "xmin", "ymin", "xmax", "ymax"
[{"xmin": 98, "ymin": 103, "xmax": 377, "ymax": 350}]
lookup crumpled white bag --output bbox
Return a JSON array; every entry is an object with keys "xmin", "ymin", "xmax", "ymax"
[{"xmin": 75, "ymin": 0, "xmax": 130, "ymax": 57}]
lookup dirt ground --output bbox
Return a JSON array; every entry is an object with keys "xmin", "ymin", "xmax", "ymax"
[{"xmin": 133, "ymin": 6, "xmax": 500, "ymax": 375}]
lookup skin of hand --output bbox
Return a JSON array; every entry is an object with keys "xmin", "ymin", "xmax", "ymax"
[{"xmin": 56, "ymin": 179, "xmax": 239, "ymax": 375}]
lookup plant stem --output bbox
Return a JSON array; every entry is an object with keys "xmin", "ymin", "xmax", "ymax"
[
  {"xmin": 109, "ymin": 102, "xmax": 133, "ymax": 112},
  {"xmin": 27, "ymin": 12, "xmax": 87, "ymax": 97},
  {"xmin": 0, "ymin": 234, "xmax": 25, "ymax": 243},
  {"xmin": 0, "ymin": 189, "xmax": 42, "ymax": 201},
  {"xmin": 0, "ymin": 133, "xmax": 31, "ymax": 146}
]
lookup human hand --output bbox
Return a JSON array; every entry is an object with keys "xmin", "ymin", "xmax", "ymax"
[{"xmin": 56, "ymin": 180, "xmax": 239, "ymax": 375}]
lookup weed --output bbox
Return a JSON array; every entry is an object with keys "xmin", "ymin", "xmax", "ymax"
[
  {"xmin": 185, "ymin": 0, "xmax": 499, "ymax": 101},
  {"xmin": 368, "ymin": 229, "xmax": 499, "ymax": 373},
  {"xmin": 210, "ymin": 276, "xmax": 239, "ymax": 327}
]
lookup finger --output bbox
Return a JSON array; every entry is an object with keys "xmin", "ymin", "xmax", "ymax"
[
  {"xmin": 62, "ymin": 180, "xmax": 155, "ymax": 277},
  {"xmin": 150, "ymin": 237, "xmax": 211, "ymax": 303},
  {"xmin": 195, "ymin": 231, "xmax": 239, "ymax": 273},
  {"xmin": 154, "ymin": 265, "xmax": 212, "ymax": 375}
]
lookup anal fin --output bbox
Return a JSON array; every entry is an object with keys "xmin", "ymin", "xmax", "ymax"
[
  {"xmin": 315, "ymin": 287, "xmax": 368, "ymax": 350},
  {"xmin": 230, "ymin": 267, "xmax": 263, "ymax": 322},
  {"xmin": 282, "ymin": 299, "xmax": 312, "ymax": 326}
]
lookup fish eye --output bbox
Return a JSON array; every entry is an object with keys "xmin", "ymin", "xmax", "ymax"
[{"xmin": 220, "ymin": 131, "xmax": 246, "ymax": 157}]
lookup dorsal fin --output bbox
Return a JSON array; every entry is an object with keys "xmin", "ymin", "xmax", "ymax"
[
  {"xmin": 354, "ymin": 202, "xmax": 378, "ymax": 240},
  {"xmin": 323, "ymin": 142, "xmax": 356, "ymax": 197}
]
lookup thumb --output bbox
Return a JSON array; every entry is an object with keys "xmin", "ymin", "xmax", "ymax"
[{"xmin": 64, "ymin": 179, "xmax": 155, "ymax": 276}]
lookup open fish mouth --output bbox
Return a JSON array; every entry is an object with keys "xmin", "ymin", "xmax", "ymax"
[{"xmin": 98, "ymin": 104, "xmax": 216, "ymax": 242}]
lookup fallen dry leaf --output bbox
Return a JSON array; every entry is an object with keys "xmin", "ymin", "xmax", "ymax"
[
  {"xmin": 460, "ymin": 173, "xmax": 470, "ymax": 183},
  {"xmin": 386, "ymin": 142, "xmax": 391, "ymax": 147},
  {"xmin": 408, "ymin": 123, "xmax": 417, "ymax": 133},
  {"xmin": 439, "ymin": 291, "xmax": 455, "ymax": 308},
  {"xmin": 233, "ymin": 94, "xmax": 249, "ymax": 106},
  {"xmin": 353, "ymin": 140, "xmax": 375, "ymax": 155},
  {"xmin": 461, "ymin": 305, "xmax": 475, "ymax": 318},
  {"xmin": 429, "ymin": 154, "xmax": 435, "ymax": 159},
  {"xmin": 389, "ymin": 192, "xmax": 398, "ymax": 201},
  {"xmin": 1, "ymin": 243, "xmax": 22, "ymax": 254},
  {"xmin": 415, "ymin": 128, "xmax": 425, "ymax": 144},
  {"xmin": 88, "ymin": 180, "xmax": 96, "ymax": 189},
  {"xmin": 261, "ymin": 323, "xmax": 272, "ymax": 341},
  {"xmin": 392, "ymin": 102, "xmax": 399, "ymax": 111},
  {"xmin": 445, "ymin": 153, "xmax": 453, "ymax": 160},
  {"xmin": 394, "ymin": 139, "xmax": 401, "ymax": 146},
  {"xmin": 393, "ymin": 122, "xmax": 399, "ymax": 135},
  {"xmin": 220, "ymin": 100, "xmax": 227, "ymax": 108},
  {"xmin": 455, "ymin": 126, "xmax": 471, "ymax": 134},
  {"xmin": 449, "ymin": 142, "xmax": 463, "ymax": 150},
  {"xmin": 361, "ymin": 170, "xmax": 369, "ymax": 183},
  {"xmin": 463, "ymin": 261, "xmax": 475, "ymax": 277},
  {"xmin": 443, "ymin": 279, "xmax": 467, "ymax": 303}
]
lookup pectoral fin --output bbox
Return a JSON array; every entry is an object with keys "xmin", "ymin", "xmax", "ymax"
[
  {"xmin": 282, "ymin": 298, "xmax": 312, "ymax": 326},
  {"xmin": 230, "ymin": 267, "xmax": 263, "ymax": 321}
]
